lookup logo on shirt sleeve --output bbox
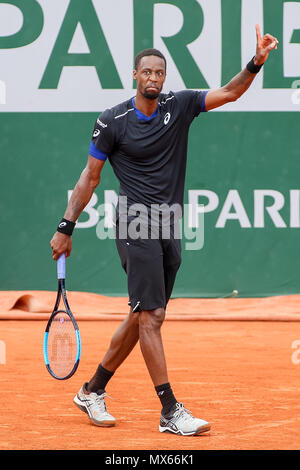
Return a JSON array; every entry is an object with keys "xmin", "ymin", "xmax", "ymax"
[
  {"xmin": 93, "ymin": 129, "xmax": 100, "ymax": 137},
  {"xmin": 164, "ymin": 112, "xmax": 171, "ymax": 125},
  {"xmin": 97, "ymin": 119, "xmax": 108, "ymax": 128}
]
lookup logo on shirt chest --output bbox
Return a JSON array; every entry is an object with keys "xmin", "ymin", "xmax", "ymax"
[{"xmin": 164, "ymin": 112, "xmax": 171, "ymax": 125}]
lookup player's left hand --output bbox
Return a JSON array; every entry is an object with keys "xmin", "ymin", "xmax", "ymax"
[{"xmin": 254, "ymin": 23, "xmax": 279, "ymax": 66}]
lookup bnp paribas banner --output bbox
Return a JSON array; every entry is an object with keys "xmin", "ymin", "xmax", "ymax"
[
  {"xmin": 1, "ymin": 0, "xmax": 300, "ymax": 111},
  {"xmin": 0, "ymin": 0, "xmax": 300, "ymax": 298}
]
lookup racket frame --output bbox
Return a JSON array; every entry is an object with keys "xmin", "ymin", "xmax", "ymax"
[{"xmin": 43, "ymin": 278, "xmax": 81, "ymax": 380}]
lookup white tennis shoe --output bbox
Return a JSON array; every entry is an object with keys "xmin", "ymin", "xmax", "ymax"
[
  {"xmin": 159, "ymin": 402, "xmax": 210, "ymax": 436},
  {"xmin": 74, "ymin": 383, "xmax": 116, "ymax": 427}
]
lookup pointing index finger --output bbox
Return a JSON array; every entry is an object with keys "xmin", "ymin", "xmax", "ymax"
[{"xmin": 256, "ymin": 23, "xmax": 262, "ymax": 41}]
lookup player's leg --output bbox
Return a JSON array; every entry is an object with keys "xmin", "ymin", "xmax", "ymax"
[
  {"xmin": 122, "ymin": 233, "xmax": 181, "ymax": 412},
  {"xmin": 138, "ymin": 307, "xmax": 168, "ymax": 386},
  {"xmin": 138, "ymin": 307, "xmax": 182, "ymax": 419},
  {"xmin": 139, "ymin": 311, "xmax": 210, "ymax": 435},
  {"xmin": 87, "ymin": 307, "xmax": 140, "ymax": 391},
  {"xmin": 154, "ymin": 232, "xmax": 210, "ymax": 435},
  {"xmin": 138, "ymin": 306, "xmax": 211, "ymax": 436},
  {"xmin": 73, "ymin": 308, "xmax": 140, "ymax": 426}
]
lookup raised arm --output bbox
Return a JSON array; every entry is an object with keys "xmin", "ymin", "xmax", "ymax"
[
  {"xmin": 205, "ymin": 24, "xmax": 279, "ymax": 111},
  {"xmin": 50, "ymin": 156, "xmax": 105, "ymax": 260}
]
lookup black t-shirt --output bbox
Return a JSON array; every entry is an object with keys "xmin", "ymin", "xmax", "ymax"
[{"xmin": 89, "ymin": 90, "xmax": 207, "ymax": 220}]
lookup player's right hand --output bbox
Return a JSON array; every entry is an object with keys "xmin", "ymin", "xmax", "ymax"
[{"xmin": 50, "ymin": 232, "xmax": 72, "ymax": 260}]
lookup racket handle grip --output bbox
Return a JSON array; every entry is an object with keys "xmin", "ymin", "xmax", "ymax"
[{"xmin": 57, "ymin": 253, "xmax": 66, "ymax": 280}]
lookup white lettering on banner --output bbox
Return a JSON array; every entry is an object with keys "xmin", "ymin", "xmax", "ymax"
[
  {"xmin": 254, "ymin": 190, "xmax": 287, "ymax": 228},
  {"xmin": 103, "ymin": 190, "xmax": 118, "ymax": 228},
  {"xmin": 188, "ymin": 190, "xmax": 219, "ymax": 227},
  {"xmin": 290, "ymin": 190, "xmax": 300, "ymax": 227},
  {"xmin": 0, "ymin": 0, "xmax": 299, "ymax": 112},
  {"xmin": 216, "ymin": 190, "xmax": 251, "ymax": 228},
  {"xmin": 72, "ymin": 188, "xmax": 300, "ymax": 230}
]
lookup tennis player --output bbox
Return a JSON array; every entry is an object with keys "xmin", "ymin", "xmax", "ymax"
[{"xmin": 50, "ymin": 25, "xmax": 278, "ymax": 436}]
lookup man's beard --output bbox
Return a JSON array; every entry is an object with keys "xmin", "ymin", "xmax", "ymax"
[{"xmin": 142, "ymin": 89, "xmax": 160, "ymax": 100}]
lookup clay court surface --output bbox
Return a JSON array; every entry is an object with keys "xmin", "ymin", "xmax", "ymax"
[{"xmin": 1, "ymin": 291, "xmax": 300, "ymax": 450}]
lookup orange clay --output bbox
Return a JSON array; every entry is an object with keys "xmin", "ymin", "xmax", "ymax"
[{"xmin": 0, "ymin": 315, "xmax": 299, "ymax": 449}]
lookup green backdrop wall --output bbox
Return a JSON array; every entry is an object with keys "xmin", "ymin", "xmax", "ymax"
[{"xmin": 1, "ymin": 112, "xmax": 299, "ymax": 297}]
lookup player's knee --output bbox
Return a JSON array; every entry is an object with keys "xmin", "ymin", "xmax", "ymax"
[{"xmin": 139, "ymin": 307, "xmax": 165, "ymax": 332}]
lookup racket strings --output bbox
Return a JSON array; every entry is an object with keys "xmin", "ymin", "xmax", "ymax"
[{"xmin": 47, "ymin": 311, "xmax": 78, "ymax": 378}]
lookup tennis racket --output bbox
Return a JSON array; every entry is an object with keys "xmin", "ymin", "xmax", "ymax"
[{"xmin": 43, "ymin": 254, "xmax": 81, "ymax": 380}]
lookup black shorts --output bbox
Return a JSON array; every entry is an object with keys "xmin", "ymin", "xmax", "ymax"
[{"xmin": 115, "ymin": 220, "xmax": 181, "ymax": 312}]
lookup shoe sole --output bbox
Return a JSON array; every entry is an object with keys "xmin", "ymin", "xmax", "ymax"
[
  {"xmin": 73, "ymin": 395, "xmax": 116, "ymax": 427},
  {"xmin": 159, "ymin": 423, "xmax": 211, "ymax": 436}
]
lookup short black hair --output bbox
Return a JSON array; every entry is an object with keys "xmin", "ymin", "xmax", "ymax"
[{"xmin": 134, "ymin": 48, "xmax": 167, "ymax": 71}]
